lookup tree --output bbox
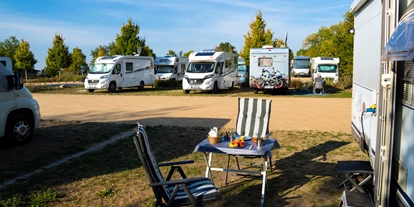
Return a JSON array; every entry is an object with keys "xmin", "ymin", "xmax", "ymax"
[
  {"xmin": 0, "ymin": 36, "xmax": 20, "ymax": 70},
  {"xmin": 240, "ymin": 11, "xmax": 274, "ymax": 66},
  {"xmin": 109, "ymin": 18, "xmax": 155, "ymax": 57},
  {"xmin": 70, "ymin": 47, "xmax": 88, "ymax": 74},
  {"xmin": 90, "ymin": 45, "xmax": 110, "ymax": 66},
  {"xmin": 14, "ymin": 39, "xmax": 37, "ymax": 80},
  {"xmin": 298, "ymin": 11, "xmax": 354, "ymax": 76},
  {"xmin": 166, "ymin": 49, "xmax": 176, "ymax": 56},
  {"xmin": 45, "ymin": 34, "xmax": 72, "ymax": 76},
  {"xmin": 183, "ymin": 50, "xmax": 194, "ymax": 58},
  {"xmin": 215, "ymin": 42, "xmax": 237, "ymax": 54}
]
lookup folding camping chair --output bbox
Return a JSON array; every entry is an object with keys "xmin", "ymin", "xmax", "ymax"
[
  {"xmin": 133, "ymin": 123, "xmax": 220, "ymax": 207},
  {"xmin": 225, "ymin": 98, "xmax": 273, "ymax": 182},
  {"xmin": 313, "ymin": 77, "xmax": 325, "ymax": 94}
]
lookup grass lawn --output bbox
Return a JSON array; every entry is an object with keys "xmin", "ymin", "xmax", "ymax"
[
  {"xmin": 0, "ymin": 122, "xmax": 366, "ymax": 207},
  {"xmin": 25, "ymin": 84, "xmax": 352, "ymax": 98}
]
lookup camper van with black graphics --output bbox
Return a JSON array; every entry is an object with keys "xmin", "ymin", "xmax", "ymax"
[
  {"xmin": 85, "ymin": 55, "xmax": 155, "ymax": 92},
  {"xmin": 182, "ymin": 50, "xmax": 238, "ymax": 94}
]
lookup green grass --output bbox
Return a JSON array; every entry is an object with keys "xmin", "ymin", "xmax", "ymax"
[{"xmin": 0, "ymin": 124, "xmax": 367, "ymax": 207}]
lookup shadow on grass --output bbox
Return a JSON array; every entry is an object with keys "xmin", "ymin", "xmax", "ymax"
[{"xmin": 218, "ymin": 140, "xmax": 350, "ymax": 207}]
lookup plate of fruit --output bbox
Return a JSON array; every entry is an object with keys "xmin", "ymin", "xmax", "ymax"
[{"xmin": 228, "ymin": 139, "xmax": 245, "ymax": 148}]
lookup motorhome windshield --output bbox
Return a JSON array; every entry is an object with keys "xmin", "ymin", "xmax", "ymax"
[
  {"xmin": 156, "ymin": 66, "xmax": 173, "ymax": 73},
  {"xmin": 238, "ymin": 64, "xmax": 246, "ymax": 72},
  {"xmin": 186, "ymin": 62, "xmax": 215, "ymax": 73},
  {"xmin": 318, "ymin": 65, "xmax": 337, "ymax": 73},
  {"xmin": 90, "ymin": 63, "xmax": 114, "ymax": 74},
  {"xmin": 294, "ymin": 59, "xmax": 310, "ymax": 68}
]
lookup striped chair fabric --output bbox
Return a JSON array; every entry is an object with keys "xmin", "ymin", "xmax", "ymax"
[{"xmin": 236, "ymin": 98, "xmax": 272, "ymax": 138}]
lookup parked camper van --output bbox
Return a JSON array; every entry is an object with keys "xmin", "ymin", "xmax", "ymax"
[
  {"xmin": 182, "ymin": 50, "xmax": 238, "ymax": 94},
  {"xmin": 249, "ymin": 46, "xmax": 290, "ymax": 94},
  {"xmin": 155, "ymin": 55, "xmax": 188, "ymax": 81},
  {"xmin": 237, "ymin": 57, "xmax": 248, "ymax": 87},
  {"xmin": 85, "ymin": 55, "xmax": 155, "ymax": 92},
  {"xmin": 311, "ymin": 57, "xmax": 339, "ymax": 83},
  {"xmin": 291, "ymin": 56, "xmax": 310, "ymax": 77},
  {"xmin": 345, "ymin": 0, "xmax": 414, "ymax": 206},
  {"xmin": 0, "ymin": 57, "xmax": 41, "ymax": 144}
]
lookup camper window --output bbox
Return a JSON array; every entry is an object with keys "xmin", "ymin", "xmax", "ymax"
[
  {"xmin": 258, "ymin": 58, "xmax": 273, "ymax": 67},
  {"xmin": 318, "ymin": 65, "xmax": 337, "ymax": 73},
  {"xmin": 181, "ymin": 64, "xmax": 186, "ymax": 73},
  {"xmin": 126, "ymin": 62, "xmax": 133, "ymax": 72},
  {"xmin": 187, "ymin": 62, "xmax": 215, "ymax": 73},
  {"xmin": 90, "ymin": 63, "xmax": 114, "ymax": 74},
  {"xmin": 215, "ymin": 62, "xmax": 223, "ymax": 74}
]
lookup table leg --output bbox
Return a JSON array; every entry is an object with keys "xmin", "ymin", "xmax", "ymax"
[
  {"xmin": 260, "ymin": 156, "xmax": 268, "ymax": 207},
  {"xmin": 203, "ymin": 152, "xmax": 214, "ymax": 182},
  {"xmin": 225, "ymin": 155, "xmax": 231, "ymax": 185}
]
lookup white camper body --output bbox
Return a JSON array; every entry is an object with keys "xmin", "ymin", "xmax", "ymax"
[
  {"xmin": 182, "ymin": 50, "xmax": 238, "ymax": 93},
  {"xmin": 155, "ymin": 56, "xmax": 188, "ymax": 81},
  {"xmin": 84, "ymin": 55, "xmax": 155, "ymax": 92},
  {"xmin": 291, "ymin": 56, "xmax": 311, "ymax": 77},
  {"xmin": 0, "ymin": 57, "xmax": 41, "ymax": 144},
  {"xmin": 249, "ymin": 46, "xmax": 290, "ymax": 94},
  {"xmin": 311, "ymin": 57, "xmax": 339, "ymax": 83},
  {"xmin": 349, "ymin": 0, "xmax": 414, "ymax": 206}
]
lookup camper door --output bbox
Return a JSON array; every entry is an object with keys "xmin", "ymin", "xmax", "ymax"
[{"xmin": 112, "ymin": 63, "xmax": 123, "ymax": 87}]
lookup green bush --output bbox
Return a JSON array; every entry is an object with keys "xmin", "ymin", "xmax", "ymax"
[
  {"xmin": 154, "ymin": 79, "xmax": 182, "ymax": 88},
  {"xmin": 335, "ymin": 74, "xmax": 353, "ymax": 90},
  {"xmin": 289, "ymin": 79, "xmax": 303, "ymax": 89}
]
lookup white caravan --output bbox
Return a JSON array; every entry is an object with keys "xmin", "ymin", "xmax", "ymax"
[
  {"xmin": 249, "ymin": 46, "xmax": 290, "ymax": 94},
  {"xmin": 155, "ymin": 55, "xmax": 188, "ymax": 81},
  {"xmin": 347, "ymin": 0, "xmax": 414, "ymax": 206},
  {"xmin": 85, "ymin": 55, "xmax": 155, "ymax": 92},
  {"xmin": 0, "ymin": 57, "xmax": 41, "ymax": 144},
  {"xmin": 291, "ymin": 56, "xmax": 311, "ymax": 77},
  {"xmin": 311, "ymin": 57, "xmax": 339, "ymax": 83},
  {"xmin": 182, "ymin": 50, "xmax": 238, "ymax": 93}
]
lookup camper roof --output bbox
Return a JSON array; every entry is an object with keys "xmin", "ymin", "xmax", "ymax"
[
  {"xmin": 350, "ymin": 0, "xmax": 369, "ymax": 13},
  {"xmin": 189, "ymin": 51, "xmax": 235, "ymax": 62}
]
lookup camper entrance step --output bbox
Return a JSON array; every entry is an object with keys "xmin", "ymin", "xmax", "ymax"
[{"xmin": 338, "ymin": 191, "xmax": 373, "ymax": 207}]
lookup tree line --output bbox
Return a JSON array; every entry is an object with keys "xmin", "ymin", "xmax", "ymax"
[{"xmin": 1, "ymin": 11, "xmax": 354, "ymax": 79}]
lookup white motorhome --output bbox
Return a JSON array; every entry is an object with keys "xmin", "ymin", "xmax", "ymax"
[
  {"xmin": 0, "ymin": 57, "xmax": 41, "ymax": 144},
  {"xmin": 346, "ymin": 0, "xmax": 414, "ymax": 206},
  {"xmin": 311, "ymin": 57, "xmax": 340, "ymax": 83},
  {"xmin": 155, "ymin": 55, "xmax": 188, "ymax": 81},
  {"xmin": 85, "ymin": 55, "xmax": 155, "ymax": 92},
  {"xmin": 291, "ymin": 56, "xmax": 311, "ymax": 77},
  {"xmin": 249, "ymin": 46, "xmax": 290, "ymax": 94},
  {"xmin": 182, "ymin": 50, "xmax": 238, "ymax": 94}
]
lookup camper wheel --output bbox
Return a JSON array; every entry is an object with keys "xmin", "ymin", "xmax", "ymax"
[
  {"xmin": 253, "ymin": 89, "xmax": 258, "ymax": 94},
  {"xmin": 88, "ymin": 89, "xmax": 95, "ymax": 92},
  {"xmin": 212, "ymin": 82, "xmax": 219, "ymax": 94},
  {"xmin": 108, "ymin": 82, "xmax": 117, "ymax": 92},
  {"xmin": 229, "ymin": 81, "xmax": 234, "ymax": 90},
  {"xmin": 5, "ymin": 113, "xmax": 34, "ymax": 144},
  {"xmin": 139, "ymin": 81, "xmax": 144, "ymax": 90},
  {"xmin": 183, "ymin": 90, "xmax": 190, "ymax": 94}
]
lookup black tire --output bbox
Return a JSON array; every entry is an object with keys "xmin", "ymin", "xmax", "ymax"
[
  {"xmin": 183, "ymin": 90, "xmax": 190, "ymax": 94},
  {"xmin": 212, "ymin": 82, "xmax": 219, "ymax": 94},
  {"xmin": 253, "ymin": 89, "xmax": 259, "ymax": 94},
  {"xmin": 88, "ymin": 89, "xmax": 95, "ymax": 92},
  {"xmin": 108, "ymin": 82, "xmax": 116, "ymax": 92},
  {"xmin": 5, "ymin": 114, "xmax": 34, "ymax": 144},
  {"xmin": 229, "ymin": 82, "xmax": 234, "ymax": 90},
  {"xmin": 139, "ymin": 81, "xmax": 144, "ymax": 90}
]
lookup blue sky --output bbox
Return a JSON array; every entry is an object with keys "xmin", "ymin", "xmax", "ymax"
[{"xmin": 0, "ymin": 0, "xmax": 353, "ymax": 70}]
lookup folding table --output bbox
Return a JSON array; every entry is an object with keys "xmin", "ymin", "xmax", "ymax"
[
  {"xmin": 337, "ymin": 160, "xmax": 373, "ymax": 192},
  {"xmin": 194, "ymin": 138, "xmax": 280, "ymax": 207}
]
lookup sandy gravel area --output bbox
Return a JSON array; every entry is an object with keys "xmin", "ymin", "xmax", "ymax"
[{"xmin": 33, "ymin": 94, "xmax": 352, "ymax": 133}]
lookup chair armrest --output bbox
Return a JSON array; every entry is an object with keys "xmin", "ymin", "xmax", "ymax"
[
  {"xmin": 265, "ymin": 132, "xmax": 272, "ymax": 138},
  {"xmin": 158, "ymin": 160, "xmax": 194, "ymax": 167},
  {"xmin": 149, "ymin": 177, "xmax": 203, "ymax": 187}
]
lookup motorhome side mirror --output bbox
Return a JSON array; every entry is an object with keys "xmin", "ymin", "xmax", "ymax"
[
  {"xmin": 14, "ymin": 71, "xmax": 23, "ymax": 90},
  {"xmin": 6, "ymin": 75, "xmax": 15, "ymax": 90}
]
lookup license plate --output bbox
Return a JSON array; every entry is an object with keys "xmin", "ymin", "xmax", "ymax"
[{"xmin": 264, "ymin": 86, "xmax": 274, "ymax": 89}]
